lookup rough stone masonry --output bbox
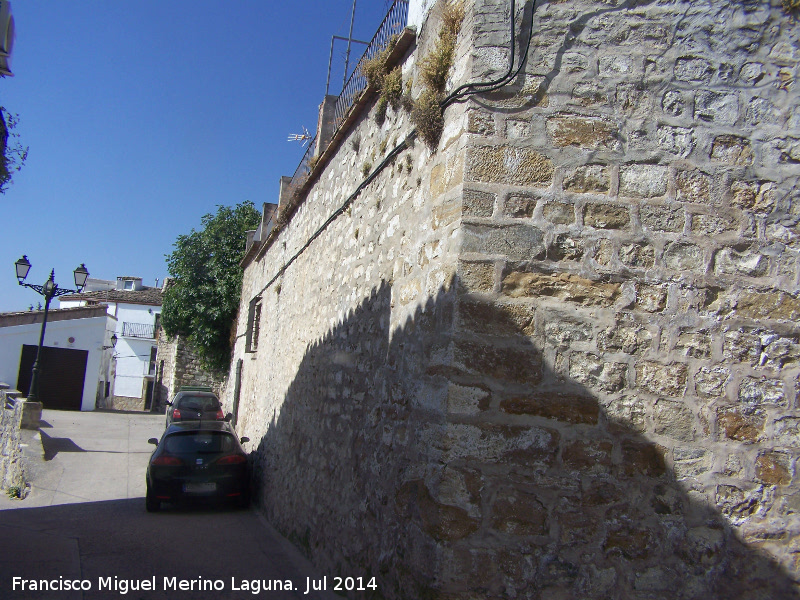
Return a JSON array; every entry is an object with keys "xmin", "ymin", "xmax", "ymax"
[{"xmin": 225, "ymin": 0, "xmax": 800, "ymax": 598}]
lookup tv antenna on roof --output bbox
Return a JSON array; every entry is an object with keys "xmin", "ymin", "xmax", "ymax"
[{"xmin": 287, "ymin": 126, "xmax": 312, "ymax": 146}]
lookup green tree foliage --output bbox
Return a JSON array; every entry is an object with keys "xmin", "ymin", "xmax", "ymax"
[
  {"xmin": 0, "ymin": 107, "xmax": 28, "ymax": 193},
  {"xmin": 161, "ymin": 201, "xmax": 261, "ymax": 374}
]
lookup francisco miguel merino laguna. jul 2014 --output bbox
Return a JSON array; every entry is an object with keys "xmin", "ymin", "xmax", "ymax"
[{"xmin": 12, "ymin": 575, "xmax": 380, "ymax": 594}]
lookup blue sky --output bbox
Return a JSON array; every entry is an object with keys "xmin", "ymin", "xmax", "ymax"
[{"xmin": 1, "ymin": 0, "xmax": 392, "ymax": 312}]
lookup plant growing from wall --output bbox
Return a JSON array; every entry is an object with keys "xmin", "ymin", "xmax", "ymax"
[
  {"xmin": 0, "ymin": 108, "xmax": 28, "ymax": 194},
  {"xmin": 360, "ymin": 36, "xmax": 403, "ymax": 124},
  {"xmin": 411, "ymin": 0, "xmax": 464, "ymax": 148},
  {"xmin": 784, "ymin": 0, "xmax": 800, "ymax": 12},
  {"xmin": 161, "ymin": 201, "xmax": 261, "ymax": 374}
]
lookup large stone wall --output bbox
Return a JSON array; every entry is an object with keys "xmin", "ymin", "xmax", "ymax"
[
  {"xmin": 228, "ymin": 0, "xmax": 800, "ymax": 598},
  {"xmin": 155, "ymin": 334, "xmax": 224, "ymax": 411}
]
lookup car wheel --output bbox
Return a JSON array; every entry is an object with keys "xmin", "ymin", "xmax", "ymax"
[{"xmin": 145, "ymin": 484, "xmax": 160, "ymax": 513}]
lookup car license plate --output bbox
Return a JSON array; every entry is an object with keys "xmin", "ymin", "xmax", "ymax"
[{"xmin": 184, "ymin": 482, "xmax": 216, "ymax": 494}]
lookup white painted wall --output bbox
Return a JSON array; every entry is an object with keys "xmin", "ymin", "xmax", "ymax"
[
  {"xmin": 111, "ymin": 303, "xmax": 159, "ymax": 400},
  {"xmin": 0, "ymin": 315, "xmax": 116, "ymax": 411},
  {"xmin": 58, "ymin": 300, "xmax": 161, "ymax": 401},
  {"xmin": 409, "ymin": 0, "xmax": 435, "ymax": 35}
]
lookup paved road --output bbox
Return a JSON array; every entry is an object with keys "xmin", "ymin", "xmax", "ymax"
[{"xmin": 0, "ymin": 410, "xmax": 340, "ymax": 600}]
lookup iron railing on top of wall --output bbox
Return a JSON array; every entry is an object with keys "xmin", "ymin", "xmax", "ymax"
[{"xmin": 288, "ymin": 0, "xmax": 409, "ymax": 194}]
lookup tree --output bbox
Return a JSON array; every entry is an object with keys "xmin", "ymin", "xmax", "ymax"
[
  {"xmin": 161, "ymin": 201, "xmax": 261, "ymax": 374},
  {"xmin": 0, "ymin": 107, "xmax": 28, "ymax": 193}
]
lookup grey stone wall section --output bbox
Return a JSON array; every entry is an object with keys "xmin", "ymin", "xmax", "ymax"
[
  {"xmin": 0, "ymin": 385, "xmax": 26, "ymax": 493},
  {"xmin": 228, "ymin": 0, "xmax": 800, "ymax": 598},
  {"xmin": 156, "ymin": 334, "xmax": 224, "ymax": 411}
]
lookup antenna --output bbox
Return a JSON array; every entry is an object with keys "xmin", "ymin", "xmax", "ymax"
[{"xmin": 288, "ymin": 126, "xmax": 312, "ymax": 147}]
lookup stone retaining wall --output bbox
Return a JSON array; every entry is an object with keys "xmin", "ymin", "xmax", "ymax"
[
  {"xmin": 0, "ymin": 385, "xmax": 26, "ymax": 493},
  {"xmin": 228, "ymin": 0, "xmax": 800, "ymax": 597}
]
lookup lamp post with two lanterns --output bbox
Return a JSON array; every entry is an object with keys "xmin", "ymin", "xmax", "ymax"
[{"xmin": 14, "ymin": 255, "xmax": 90, "ymax": 403}]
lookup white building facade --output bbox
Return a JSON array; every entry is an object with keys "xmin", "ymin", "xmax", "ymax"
[
  {"xmin": 60, "ymin": 277, "xmax": 162, "ymax": 410},
  {"xmin": 0, "ymin": 306, "xmax": 116, "ymax": 411}
]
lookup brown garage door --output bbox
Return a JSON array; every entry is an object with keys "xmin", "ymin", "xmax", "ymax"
[{"xmin": 17, "ymin": 345, "xmax": 88, "ymax": 410}]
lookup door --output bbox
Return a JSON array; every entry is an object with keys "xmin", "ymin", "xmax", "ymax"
[{"xmin": 17, "ymin": 345, "xmax": 88, "ymax": 410}]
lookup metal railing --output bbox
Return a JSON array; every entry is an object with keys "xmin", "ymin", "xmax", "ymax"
[
  {"xmin": 288, "ymin": 0, "xmax": 409, "ymax": 196},
  {"xmin": 333, "ymin": 0, "xmax": 409, "ymax": 131},
  {"xmin": 122, "ymin": 322, "xmax": 155, "ymax": 339}
]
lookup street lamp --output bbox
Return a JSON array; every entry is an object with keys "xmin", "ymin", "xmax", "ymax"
[{"xmin": 14, "ymin": 255, "xmax": 90, "ymax": 404}]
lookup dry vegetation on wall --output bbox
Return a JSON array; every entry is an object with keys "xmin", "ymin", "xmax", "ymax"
[
  {"xmin": 411, "ymin": 0, "xmax": 465, "ymax": 147},
  {"xmin": 360, "ymin": 36, "xmax": 403, "ymax": 124},
  {"xmin": 784, "ymin": 0, "xmax": 800, "ymax": 12}
]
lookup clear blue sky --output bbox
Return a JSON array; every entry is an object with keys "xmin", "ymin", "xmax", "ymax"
[{"xmin": 1, "ymin": 0, "xmax": 393, "ymax": 312}]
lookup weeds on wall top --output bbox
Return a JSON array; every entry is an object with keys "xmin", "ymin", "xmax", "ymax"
[
  {"xmin": 411, "ymin": 0, "xmax": 465, "ymax": 148},
  {"xmin": 360, "ymin": 35, "xmax": 403, "ymax": 125}
]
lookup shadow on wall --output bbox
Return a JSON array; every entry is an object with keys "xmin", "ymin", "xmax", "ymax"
[{"xmin": 250, "ymin": 278, "xmax": 799, "ymax": 600}]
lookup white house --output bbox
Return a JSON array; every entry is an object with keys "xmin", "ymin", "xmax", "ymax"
[
  {"xmin": 0, "ymin": 305, "xmax": 117, "ymax": 411},
  {"xmin": 60, "ymin": 277, "xmax": 162, "ymax": 410}
]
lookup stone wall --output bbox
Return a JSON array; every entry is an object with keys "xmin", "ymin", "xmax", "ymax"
[
  {"xmin": 156, "ymin": 333, "xmax": 224, "ymax": 411},
  {"xmin": 0, "ymin": 384, "xmax": 26, "ymax": 493},
  {"xmin": 227, "ymin": 0, "xmax": 800, "ymax": 598},
  {"xmin": 443, "ymin": 0, "xmax": 800, "ymax": 596}
]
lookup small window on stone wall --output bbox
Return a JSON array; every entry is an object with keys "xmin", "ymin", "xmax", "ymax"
[{"xmin": 246, "ymin": 295, "xmax": 262, "ymax": 353}]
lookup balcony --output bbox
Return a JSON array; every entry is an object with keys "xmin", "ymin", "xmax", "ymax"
[{"xmin": 122, "ymin": 322, "xmax": 155, "ymax": 339}]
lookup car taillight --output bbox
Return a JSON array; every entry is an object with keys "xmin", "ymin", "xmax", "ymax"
[
  {"xmin": 215, "ymin": 409, "xmax": 224, "ymax": 420},
  {"xmin": 172, "ymin": 408, "xmax": 182, "ymax": 419},
  {"xmin": 215, "ymin": 454, "xmax": 247, "ymax": 465},
  {"xmin": 152, "ymin": 455, "xmax": 183, "ymax": 466}
]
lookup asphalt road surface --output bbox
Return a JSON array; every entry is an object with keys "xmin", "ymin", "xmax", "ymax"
[{"xmin": 0, "ymin": 410, "xmax": 341, "ymax": 600}]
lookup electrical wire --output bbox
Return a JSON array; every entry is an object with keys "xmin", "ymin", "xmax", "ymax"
[
  {"xmin": 250, "ymin": 0, "xmax": 536, "ymax": 299},
  {"xmin": 440, "ymin": 0, "xmax": 537, "ymax": 109}
]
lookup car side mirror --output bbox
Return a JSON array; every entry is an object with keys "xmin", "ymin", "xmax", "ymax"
[
  {"xmin": 148, "ymin": 438, "xmax": 159, "ymax": 446},
  {"xmin": 225, "ymin": 413, "xmax": 233, "ymax": 422},
  {"xmin": 165, "ymin": 401, "xmax": 173, "ymax": 406},
  {"xmin": 240, "ymin": 437, "xmax": 250, "ymax": 444}
]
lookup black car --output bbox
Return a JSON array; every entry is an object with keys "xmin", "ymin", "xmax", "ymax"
[
  {"xmin": 165, "ymin": 390, "xmax": 224, "ymax": 426},
  {"xmin": 146, "ymin": 421, "xmax": 250, "ymax": 512}
]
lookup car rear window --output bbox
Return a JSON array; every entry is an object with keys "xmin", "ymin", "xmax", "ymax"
[
  {"xmin": 163, "ymin": 431, "xmax": 236, "ymax": 454},
  {"xmin": 175, "ymin": 396, "xmax": 220, "ymax": 411}
]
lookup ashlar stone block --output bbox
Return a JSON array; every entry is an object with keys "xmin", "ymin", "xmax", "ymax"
[
  {"xmin": 500, "ymin": 392, "xmax": 599, "ymax": 425},
  {"xmin": 562, "ymin": 164, "xmax": 610, "ymax": 194},
  {"xmin": 654, "ymin": 398, "xmax": 696, "ymax": 441},
  {"xmin": 619, "ymin": 164, "xmax": 669, "ymax": 198},
  {"xmin": 542, "ymin": 200, "xmax": 575, "ymax": 225},
  {"xmin": 675, "ymin": 169, "xmax": 714, "ymax": 204},
  {"xmin": 664, "ymin": 242, "xmax": 704, "ymax": 273},
  {"xmin": 716, "ymin": 406, "xmax": 764, "ymax": 443},
  {"xmin": 714, "ymin": 247, "xmax": 768, "ymax": 277},
  {"xmin": 710, "ymin": 135, "xmax": 753, "ymax": 165},
  {"xmin": 466, "ymin": 145, "xmax": 554, "ymax": 186},
  {"xmin": 502, "ymin": 271, "xmax": 621, "ymax": 307},
  {"xmin": 546, "ymin": 115, "xmax": 620, "ymax": 151},
  {"xmin": 584, "ymin": 203, "xmax": 630, "ymax": 229},
  {"xmin": 695, "ymin": 91, "xmax": 739, "ymax": 125},
  {"xmin": 636, "ymin": 361, "xmax": 688, "ymax": 396},
  {"xmin": 755, "ymin": 451, "xmax": 793, "ymax": 486},
  {"xmin": 695, "ymin": 366, "xmax": 731, "ymax": 398},
  {"xmin": 738, "ymin": 377, "xmax": 786, "ymax": 408},
  {"xmin": 462, "ymin": 223, "xmax": 545, "ymax": 260},
  {"xmin": 640, "ymin": 204, "xmax": 684, "ymax": 233},
  {"xmin": 569, "ymin": 352, "xmax": 628, "ymax": 393},
  {"xmin": 675, "ymin": 56, "xmax": 715, "ymax": 82}
]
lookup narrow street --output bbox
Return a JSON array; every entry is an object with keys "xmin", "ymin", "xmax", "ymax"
[{"xmin": 0, "ymin": 410, "xmax": 339, "ymax": 600}]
